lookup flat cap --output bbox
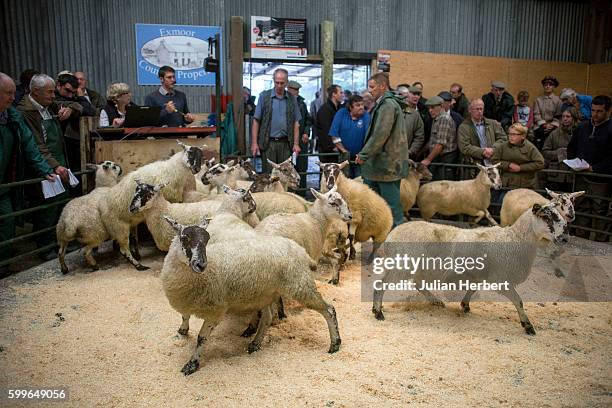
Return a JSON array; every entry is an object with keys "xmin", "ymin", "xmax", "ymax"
[
  {"xmin": 408, "ymin": 85, "xmax": 422, "ymax": 93},
  {"xmin": 287, "ymin": 80, "xmax": 302, "ymax": 89},
  {"xmin": 437, "ymin": 91, "xmax": 452, "ymax": 101},
  {"xmin": 491, "ymin": 80, "xmax": 506, "ymax": 89},
  {"xmin": 425, "ymin": 96, "xmax": 444, "ymax": 106}
]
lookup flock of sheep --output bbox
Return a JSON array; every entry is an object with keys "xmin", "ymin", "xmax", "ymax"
[{"xmin": 56, "ymin": 140, "xmax": 581, "ymax": 375}]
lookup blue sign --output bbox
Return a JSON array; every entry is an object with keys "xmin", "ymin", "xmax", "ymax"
[{"xmin": 135, "ymin": 23, "xmax": 222, "ymax": 86}]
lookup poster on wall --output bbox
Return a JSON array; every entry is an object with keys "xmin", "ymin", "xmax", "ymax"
[
  {"xmin": 135, "ymin": 23, "xmax": 222, "ymax": 86},
  {"xmin": 250, "ymin": 16, "xmax": 307, "ymax": 59},
  {"xmin": 377, "ymin": 52, "xmax": 390, "ymax": 73}
]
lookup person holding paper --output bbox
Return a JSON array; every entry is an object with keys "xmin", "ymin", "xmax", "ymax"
[
  {"xmin": 17, "ymin": 74, "xmax": 71, "ymax": 260},
  {"xmin": 567, "ymin": 95, "xmax": 612, "ymax": 241},
  {"xmin": 0, "ymin": 72, "xmax": 55, "ymax": 264}
]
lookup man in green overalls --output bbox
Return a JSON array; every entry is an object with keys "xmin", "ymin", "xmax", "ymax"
[
  {"xmin": 0, "ymin": 72, "xmax": 55, "ymax": 264},
  {"xmin": 18, "ymin": 74, "xmax": 71, "ymax": 260}
]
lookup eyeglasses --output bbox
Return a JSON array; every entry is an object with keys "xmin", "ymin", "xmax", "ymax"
[{"xmin": 508, "ymin": 132, "xmax": 523, "ymax": 136}]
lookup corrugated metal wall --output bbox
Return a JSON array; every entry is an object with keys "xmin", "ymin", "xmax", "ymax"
[{"xmin": 0, "ymin": 0, "xmax": 590, "ymax": 112}]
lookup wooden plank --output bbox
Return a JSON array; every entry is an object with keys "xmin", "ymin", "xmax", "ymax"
[
  {"xmin": 321, "ymin": 21, "xmax": 334, "ymax": 94},
  {"xmin": 386, "ymin": 50, "xmax": 589, "ymax": 105},
  {"xmin": 94, "ymin": 137, "xmax": 220, "ymax": 175},
  {"xmin": 587, "ymin": 63, "xmax": 612, "ymax": 97}
]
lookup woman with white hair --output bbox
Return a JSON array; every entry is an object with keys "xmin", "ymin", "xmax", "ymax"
[
  {"xmin": 559, "ymin": 88, "xmax": 593, "ymax": 121},
  {"xmin": 99, "ymin": 82, "xmax": 135, "ymax": 127}
]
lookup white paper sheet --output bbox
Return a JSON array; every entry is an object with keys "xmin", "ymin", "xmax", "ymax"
[
  {"xmin": 563, "ymin": 158, "xmax": 590, "ymax": 171},
  {"xmin": 41, "ymin": 176, "xmax": 66, "ymax": 199}
]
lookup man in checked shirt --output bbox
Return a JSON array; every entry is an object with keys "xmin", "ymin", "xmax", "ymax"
[{"xmin": 421, "ymin": 95, "xmax": 459, "ymax": 181}]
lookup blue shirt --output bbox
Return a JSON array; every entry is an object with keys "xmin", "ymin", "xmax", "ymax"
[
  {"xmin": 561, "ymin": 94, "xmax": 593, "ymax": 120},
  {"xmin": 328, "ymin": 107, "xmax": 370, "ymax": 155},
  {"xmin": 254, "ymin": 91, "xmax": 301, "ymax": 139}
]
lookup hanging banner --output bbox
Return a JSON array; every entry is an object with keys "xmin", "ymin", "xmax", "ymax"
[
  {"xmin": 250, "ymin": 16, "xmax": 307, "ymax": 59},
  {"xmin": 135, "ymin": 23, "xmax": 222, "ymax": 86}
]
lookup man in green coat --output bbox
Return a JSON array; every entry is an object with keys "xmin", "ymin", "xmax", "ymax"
[
  {"xmin": 356, "ymin": 73, "xmax": 409, "ymax": 227},
  {"xmin": 18, "ymin": 74, "xmax": 71, "ymax": 259},
  {"xmin": 0, "ymin": 72, "xmax": 56, "ymax": 263},
  {"xmin": 287, "ymin": 80, "xmax": 312, "ymax": 195}
]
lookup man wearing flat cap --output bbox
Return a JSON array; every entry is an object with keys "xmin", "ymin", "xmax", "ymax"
[
  {"xmin": 533, "ymin": 75, "xmax": 562, "ymax": 150},
  {"xmin": 287, "ymin": 80, "xmax": 312, "ymax": 194},
  {"xmin": 422, "ymin": 95, "xmax": 459, "ymax": 181},
  {"xmin": 482, "ymin": 80, "xmax": 515, "ymax": 131},
  {"xmin": 438, "ymin": 91, "xmax": 463, "ymax": 129}
]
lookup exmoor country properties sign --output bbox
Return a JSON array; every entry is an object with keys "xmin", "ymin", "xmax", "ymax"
[{"xmin": 135, "ymin": 23, "xmax": 222, "ymax": 86}]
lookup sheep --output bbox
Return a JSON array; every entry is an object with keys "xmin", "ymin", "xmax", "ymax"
[
  {"xmin": 400, "ymin": 159, "xmax": 433, "ymax": 219},
  {"xmin": 416, "ymin": 163, "xmax": 502, "ymax": 225},
  {"xmin": 97, "ymin": 140, "xmax": 204, "ymax": 270},
  {"xmin": 500, "ymin": 188, "xmax": 584, "ymax": 227},
  {"xmin": 371, "ymin": 203, "xmax": 570, "ymax": 335},
  {"xmin": 127, "ymin": 181, "xmax": 254, "ymax": 251},
  {"xmin": 251, "ymin": 191, "xmax": 310, "ymax": 221},
  {"xmin": 267, "ymin": 157, "xmax": 300, "ymax": 192},
  {"xmin": 319, "ymin": 161, "xmax": 393, "ymax": 266},
  {"xmin": 193, "ymin": 157, "xmax": 216, "ymax": 195},
  {"xmin": 56, "ymin": 161, "xmax": 122, "ymax": 274},
  {"xmin": 255, "ymin": 187, "xmax": 353, "ymax": 283},
  {"xmin": 160, "ymin": 216, "xmax": 341, "ymax": 375}
]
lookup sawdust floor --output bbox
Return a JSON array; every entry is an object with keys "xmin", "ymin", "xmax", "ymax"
[{"xmin": 0, "ymin": 242, "xmax": 610, "ymax": 408}]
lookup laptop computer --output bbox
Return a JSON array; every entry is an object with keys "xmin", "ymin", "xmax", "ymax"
[{"xmin": 123, "ymin": 105, "xmax": 161, "ymax": 127}]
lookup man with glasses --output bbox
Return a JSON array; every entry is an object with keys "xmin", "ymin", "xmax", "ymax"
[
  {"xmin": 251, "ymin": 68, "xmax": 301, "ymax": 173},
  {"xmin": 74, "ymin": 71, "xmax": 104, "ymax": 115}
]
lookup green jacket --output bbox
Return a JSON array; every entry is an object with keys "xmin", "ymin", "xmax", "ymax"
[
  {"xmin": 542, "ymin": 125, "xmax": 573, "ymax": 183},
  {"xmin": 492, "ymin": 139, "xmax": 544, "ymax": 189},
  {"xmin": 359, "ymin": 91, "xmax": 409, "ymax": 181},
  {"xmin": 0, "ymin": 107, "xmax": 54, "ymax": 198},
  {"xmin": 403, "ymin": 106, "xmax": 425, "ymax": 156},
  {"xmin": 458, "ymin": 118, "xmax": 507, "ymax": 164},
  {"xmin": 17, "ymin": 96, "xmax": 67, "ymax": 169},
  {"xmin": 296, "ymin": 95, "xmax": 312, "ymax": 140}
]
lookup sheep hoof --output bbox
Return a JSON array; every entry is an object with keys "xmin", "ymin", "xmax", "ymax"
[
  {"xmin": 328, "ymin": 338, "xmax": 341, "ymax": 354},
  {"xmin": 277, "ymin": 311, "xmax": 287, "ymax": 320},
  {"xmin": 241, "ymin": 325, "xmax": 257, "ymax": 338},
  {"xmin": 181, "ymin": 359, "xmax": 200, "ymax": 375},
  {"xmin": 460, "ymin": 303, "xmax": 470, "ymax": 313},
  {"xmin": 431, "ymin": 300, "xmax": 445, "ymax": 308},
  {"xmin": 554, "ymin": 268, "xmax": 565, "ymax": 278},
  {"xmin": 60, "ymin": 265, "xmax": 69, "ymax": 275},
  {"xmin": 90, "ymin": 265, "xmax": 99, "ymax": 272},
  {"xmin": 177, "ymin": 328, "xmax": 188, "ymax": 336},
  {"xmin": 247, "ymin": 342, "xmax": 261, "ymax": 354},
  {"xmin": 328, "ymin": 278, "xmax": 339, "ymax": 285},
  {"xmin": 348, "ymin": 250, "xmax": 356, "ymax": 260},
  {"xmin": 522, "ymin": 322, "xmax": 536, "ymax": 335},
  {"xmin": 373, "ymin": 309, "xmax": 385, "ymax": 321},
  {"xmin": 135, "ymin": 264, "xmax": 150, "ymax": 271}
]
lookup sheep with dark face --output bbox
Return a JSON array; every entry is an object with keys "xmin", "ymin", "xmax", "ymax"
[
  {"xmin": 267, "ymin": 157, "xmax": 300, "ymax": 191},
  {"xmin": 372, "ymin": 203, "xmax": 570, "ymax": 335},
  {"xmin": 161, "ymin": 216, "xmax": 341, "ymax": 376},
  {"xmin": 97, "ymin": 140, "xmax": 204, "ymax": 270},
  {"xmin": 416, "ymin": 163, "xmax": 502, "ymax": 225},
  {"xmin": 319, "ymin": 161, "xmax": 393, "ymax": 266}
]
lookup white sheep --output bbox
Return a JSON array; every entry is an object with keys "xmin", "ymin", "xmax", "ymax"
[
  {"xmin": 56, "ymin": 161, "xmax": 122, "ymax": 274},
  {"xmin": 160, "ymin": 216, "xmax": 341, "ymax": 375},
  {"xmin": 500, "ymin": 188, "xmax": 584, "ymax": 227},
  {"xmin": 255, "ymin": 187, "xmax": 353, "ymax": 283},
  {"xmin": 98, "ymin": 141, "xmax": 204, "ymax": 270},
  {"xmin": 251, "ymin": 191, "xmax": 310, "ymax": 220},
  {"xmin": 319, "ymin": 161, "xmax": 393, "ymax": 266},
  {"xmin": 127, "ymin": 181, "xmax": 255, "ymax": 251},
  {"xmin": 400, "ymin": 159, "xmax": 433, "ymax": 218},
  {"xmin": 416, "ymin": 163, "xmax": 502, "ymax": 225},
  {"xmin": 372, "ymin": 202, "xmax": 570, "ymax": 335},
  {"xmin": 267, "ymin": 157, "xmax": 300, "ymax": 192}
]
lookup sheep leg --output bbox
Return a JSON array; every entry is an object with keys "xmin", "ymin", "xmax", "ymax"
[
  {"xmin": 58, "ymin": 241, "xmax": 69, "ymax": 274},
  {"xmin": 247, "ymin": 306, "xmax": 273, "ymax": 354},
  {"xmin": 551, "ymin": 245, "xmax": 565, "ymax": 277},
  {"xmin": 181, "ymin": 316, "xmax": 221, "ymax": 376},
  {"xmin": 276, "ymin": 297, "xmax": 287, "ymax": 320},
  {"xmin": 499, "ymin": 285, "xmax": 535, "ymax": 335},
  {"xmin": 484, "ymin": 210, "xmax": 498, "ymax": 226},
  {"xmin": 241, "ymin": 311, "xmax": 261, "ymax": 337},
  {"xmin": 472, "ymin": 211, "xmax": 485, "ymax": 224},
  {"xmin": 129, "ymin": 226, "xmax": 141, "ymax": 261},
  {"xmin": 299, "ymin": 292, "xmax": 341, "ymax": 353},
  {"xmin": 418, "ymin": 288, "xmax": 445, "ymax": 307},
  {"xmin": 329, "ymin": 266, "xmax": 340, "ymax": 285},
  {"xmin": 348, "ymin": 223, "xmax": 356, "ymax": 260},
  {"xmin": 83, "ymin": 246, "xmax": 99, "ymax": 271},
  {"xmin": 372, "ymin": 271, "xmax": 395, "ymax": 321},
  {"xmin": 366, "ymin": 241, "xmax": 383, "ymax": 265},
  {"xmin": 178, "ymin": 314, "xmax": 190, "ymax": 336},
  {"xmin": 460, "ymin": 290, "xmax": 477, "ymax": 313},
  {"xmin": 117, "ymin": 234, "xmax": 149, "ymax": 271}
]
